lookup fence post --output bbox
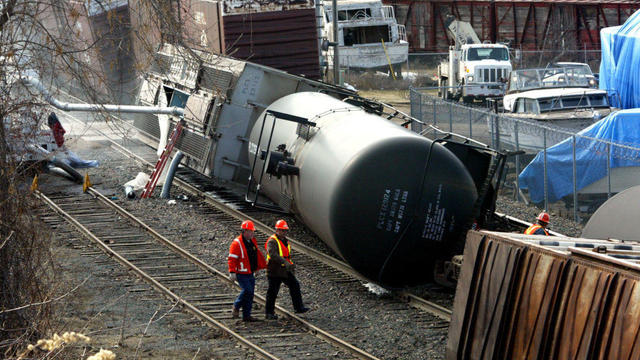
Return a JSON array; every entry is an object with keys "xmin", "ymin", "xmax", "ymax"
[
  {"xmin": 449, "ymin": 103, "xmax": 453, "ymax": 132},
  {"xmin": 448, "ymin": 102, "xmax": 453, "ymax": 132},
  {"xmin": 543, "ymin": 128, "xmax": 548, "ymax": 211},
  {"xmin": 416, "ymin": 91, "xmax": 423, "ymax": 133},
  {"xmin": 494, "ymin": 115, "xmax": 500, "ymax": 150},
  {"xmin": 573, "ymin": 136, "xmax": 578, "ymax": 222},
  {"xmin": 433, "ymin": 98, "xmax": 437, "ymax": 137},
  {"xmin": 432, "ymin": 98, "xmax": 438, "ymax": 126},
  {"xmin": 489, "ymin": 114, "xmax": 496, "ymax": 149},
  {"xmin": 468, "ymin": 108, "xmax": 472, "ymax": 138},
  {"xmin": 607, "ymin": 142, "xmax": 611, "ymax": 199},
  {"xmin": 514, "ymin": 121, "xmax": 520, "ymax": 202}
]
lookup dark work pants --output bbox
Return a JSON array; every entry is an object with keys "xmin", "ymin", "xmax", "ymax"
[{"xmin": 265, "ymin": 274, "xmax": 304, "ymax": 314}]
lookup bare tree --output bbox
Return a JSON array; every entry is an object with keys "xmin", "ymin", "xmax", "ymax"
[{"xmin": 0, "ymin": 0, "xmax": 210, "ymax": 356}]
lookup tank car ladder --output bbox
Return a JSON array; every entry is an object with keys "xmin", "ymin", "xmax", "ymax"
[
  {"xmin": 141, "ymin": 120, "xmax": 185, "ymax": 199},
  {"xmin": 245, "ymin": 110, "xmax": 316, "ymax": 211}
]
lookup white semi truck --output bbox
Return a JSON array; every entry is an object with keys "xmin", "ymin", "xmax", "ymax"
[{"xmin": 437, "ymin": 16, "xmax": 512, "ymax": 103}]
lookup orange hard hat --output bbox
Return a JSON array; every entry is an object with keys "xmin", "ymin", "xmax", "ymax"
[
  {"xmin": 537, "ymin": 212, "xmax": 550, "ymax": 223},
  {"xmin": 241, "ymin": 220, "xmax": 256, "ymax": 231},
  {"xmin": 275, "ymin": 219, "xmax": 289, "ymax": 230}
]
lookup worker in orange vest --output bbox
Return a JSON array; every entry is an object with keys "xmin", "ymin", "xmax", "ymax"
[
  {"xmin": 228, "ymin": 220, "xmax": 266, "ymax": 322},
  {"xmin": 264, "ymin": 219, "xmax": 309, "ymax": 320},
  {"xmin": 524, "ymin": 212, "xmax": 550, "ymax": 236}
]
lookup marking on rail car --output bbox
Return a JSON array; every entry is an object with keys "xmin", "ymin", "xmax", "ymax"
[
  {"xmin": 422, "ymin": 184, "xmax": 446, "ymax": 241},
  {"xmin": 376, "ymin": 188, "xmax": 409, "ymax": 233}
]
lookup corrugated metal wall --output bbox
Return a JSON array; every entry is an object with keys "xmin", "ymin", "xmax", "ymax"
[
  {"xmin": 389, "ymin": 0, "xmax": 640, "ymax": 52},
  {"xmin": 223, "ymin": 9, "xmax": 321, "ymax": 79},
  {"xmin": 448, "ymin": 230, "xmax": 640, "ymax": 359}
]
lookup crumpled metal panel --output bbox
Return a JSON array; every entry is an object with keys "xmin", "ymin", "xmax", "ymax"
[
  {"xmin": 448, "ymin": 230, "xmax": 640, "ymax": 360},
  {"xmin": 184, "ymin": 93, "xmax": 211, "ymax": 132},
  {"xmin": 133, "ymin": 113, "xmax": 160, "ymax": 139},
  {"xmin": 175, "ymin": 126, "xmax": 209, "ymax": 161},
  {"xmin": 133, "ymin": 114, "xmax": 210, "ymax": 162},
  {"xmin": 200, "ymin": 66, "xmax": 234, "ymax": 93}
]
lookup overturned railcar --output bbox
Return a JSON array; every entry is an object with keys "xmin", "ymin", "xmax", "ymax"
[{"xmin": 135, "ymin": 44, "xmax": 500, "ymax": 287}]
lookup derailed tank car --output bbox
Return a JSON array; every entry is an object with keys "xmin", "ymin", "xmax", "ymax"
[
  {"xmin": 248, "ymin": 93, "xmax": 483, "ymax": 286},
  {"xmin": 135, "ymin": 44, "xmax": 501, "ymax": 287}
]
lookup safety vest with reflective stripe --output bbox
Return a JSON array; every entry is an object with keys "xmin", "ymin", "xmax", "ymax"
[
  {"xmin": 266, "ymin": 234, "xmax": 293, "ymax": 264},
  {"xmin": 228, "ymin": 235, "xmax": 266, "ymax": 274},
  {"xmin": 524, "ymin": 224, "xmax": 549, "ymax": 236}
]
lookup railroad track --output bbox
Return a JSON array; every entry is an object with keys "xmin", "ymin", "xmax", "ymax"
[
  {"xmin": 56, "ymin": 106, "xmax": 455, "ymax": 322},
  {"xmin": 36, "ymin": 186, "xmax": 381, "ymax": 360},
  {"xmin": 56, "ymin": 97, "xmax": 560, "ymax": 327}
]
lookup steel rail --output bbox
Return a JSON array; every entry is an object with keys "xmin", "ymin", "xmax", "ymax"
[
  {"xmin": 35, "ymin": 190, "xmax": 279, "ymax": 360},
  {"xmin": 397, "ymin": 292, "xmax": 452, "ymax": 321},
  {"xmin": 81, "ymin": 187, "xmax": 381, "ymax": 360}
]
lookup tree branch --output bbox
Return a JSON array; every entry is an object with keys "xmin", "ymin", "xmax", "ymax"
[{"xmin": 0, "ymin": 276, "xmax": 91, "ymax": 314}]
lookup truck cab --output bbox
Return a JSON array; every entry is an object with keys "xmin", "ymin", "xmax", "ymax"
[
  {"xmin": 439, "ymin": 43, "xmax": 512, "ymax": 103},
  {"xmin": 436, "ymin": 16, "xmax": 512, "ymax": 103}
]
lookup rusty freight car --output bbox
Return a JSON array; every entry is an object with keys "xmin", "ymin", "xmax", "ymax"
[
  {"xmin": 389, "ymin": 0, "xmax": 640, "ymax": 52},
  {"xmin": 447, "ymin": 230, "xmax": 640, "ymax": 359},
  {"xmin": 222, "ymin": 0, "xmax": 321, "ymax": 79}
]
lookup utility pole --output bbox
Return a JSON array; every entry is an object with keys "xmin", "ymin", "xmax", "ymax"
[{"xmin": 332, "ymin": 0, "xmax": 340, "ymax": 85}]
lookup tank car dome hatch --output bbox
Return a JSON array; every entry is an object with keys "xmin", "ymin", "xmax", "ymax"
[{"xmin": 248, "ymin": 92, "xmax": 478, "ymax": 287}]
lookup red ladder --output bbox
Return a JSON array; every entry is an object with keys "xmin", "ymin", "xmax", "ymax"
[{"xmin": 141, "ymin": 120, "xmax": 185, "ymax": 198}]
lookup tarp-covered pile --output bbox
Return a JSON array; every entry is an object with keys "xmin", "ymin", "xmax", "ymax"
[
  {"xmin": 519, "ymin": 109, "xmax": 640, "ymax": 203},
  {"xmin": 600, "ymin": 10, "xmax": 640, "ymax": 109}
]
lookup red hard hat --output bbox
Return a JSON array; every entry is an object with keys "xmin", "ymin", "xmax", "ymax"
[
  {"xmin": 537, "ymin": 212, "xmax": 550, "ymax": 223},
  {"xmin": 241, "ymin": 220, "xmax": 256, "ymax": 231},
  {"xmin": 275, "ymin": 219, "xmax": 289, "ymax": 230}
]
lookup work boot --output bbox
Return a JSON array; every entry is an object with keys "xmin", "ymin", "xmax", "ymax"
[
  {"xmin": 265, "ymin": 313, "xmax": 278, "ymax": 320},
  {"xmin": 231, "ymin": 306, "xmax": 239, "ymax": 319},
  {"xmin": 294, "ymin": 307, "xmax": 310, "ymax": 314},
  {"xmin": 242, "ymin": 316, "xmax": 260, "ymax": 322}
]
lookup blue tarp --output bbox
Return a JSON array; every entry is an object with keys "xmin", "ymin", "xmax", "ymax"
[
  {"xmin": 519, "ymin": 109, "xmax": 640, "ymax": 203},
  {"xmin": 599, "ymin": 10, "xmax": 640, "ymax": 109}
]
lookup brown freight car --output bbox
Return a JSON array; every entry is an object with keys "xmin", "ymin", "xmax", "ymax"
[{"xmin": 389, "ymin": 0, "xmax": 640, "ymax": 52}]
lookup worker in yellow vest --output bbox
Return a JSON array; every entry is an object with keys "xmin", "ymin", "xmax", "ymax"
[
  {"xmin": 264, "ymin": 219, "xmax": 309, "ymax": 320},
  {"xmin": 524, "ymin": 212, "xmax": 550, "ymax": 236}
]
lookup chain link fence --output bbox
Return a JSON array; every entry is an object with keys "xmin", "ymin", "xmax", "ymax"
[{"xmin": 410, "ymin": 88, "xmax": 640, "ymax": 224}]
